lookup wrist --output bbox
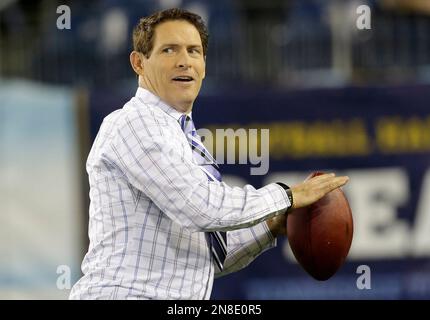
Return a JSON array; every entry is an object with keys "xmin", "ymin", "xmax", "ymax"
[
  {"xmin": 266, "ymin": 214, "xmax": 282, "ymax": 238},
  {"xmin": 276, "ymin": 182, "xmax": 294, "ymax": 211}
]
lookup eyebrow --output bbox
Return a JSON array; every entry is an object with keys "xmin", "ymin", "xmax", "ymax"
[{"xmin": 160, "ymin": 43, "xmax": 203, "ymax": 49}]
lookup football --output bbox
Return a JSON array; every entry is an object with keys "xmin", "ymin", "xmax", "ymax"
[{"xmin": 286, "ymin": 172, "xmax": 353, "ymax": 281}]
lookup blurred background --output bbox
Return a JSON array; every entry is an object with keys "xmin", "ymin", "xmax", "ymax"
[{"xmin": 1, "ymin": 0, "xmax": 430, "ymax": 299}]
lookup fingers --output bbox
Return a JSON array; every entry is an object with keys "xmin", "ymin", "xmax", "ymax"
[
  {"xmin": 321, "ymin": 176, "xmax": 349, "ymax": 192},
  {"xmin": 307, "ymin": 173, "xmax": 349, "ymax": 190}
]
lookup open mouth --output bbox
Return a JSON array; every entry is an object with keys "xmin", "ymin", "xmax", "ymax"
[{"xmin": 172, "ymin": 76, "xmax": 194, "ymax": 82}]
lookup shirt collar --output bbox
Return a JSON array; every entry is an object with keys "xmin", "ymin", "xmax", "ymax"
[{"xmin": 135, "ymin": 87, "xmax": 191, "ymax": 122}]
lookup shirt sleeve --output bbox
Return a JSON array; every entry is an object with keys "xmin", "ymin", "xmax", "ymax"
[
  {"xmin": 105, "ymin": 110, "xmax": 291, "ymax": 232},
  {"xmin": 215, "ymin": 221, "xmax": 277, "ymax": 278}
]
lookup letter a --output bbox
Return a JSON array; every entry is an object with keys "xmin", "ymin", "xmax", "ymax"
[
  {"xmin": 56, "ymin": 265, "xmax": 71, "ymax": 290},
  {"xmin": 56, "ymin": 5, "xmax": 71, "ymax": 30},
  {"xmin": 356, "ymin": 265, "xmax": 371, "ymax": 289},
  {"xmin": 356, "ymin": 5, "xmax": 371, "ymax": 30}
]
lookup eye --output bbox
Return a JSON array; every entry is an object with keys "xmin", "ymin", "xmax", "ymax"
[
  {"xmin": 188, "ymin": 48, "xmax": 201, "ymax": 55},
  {"xmin": 162, "ymin": 47, "xmax": 174, "ymax": 54}
]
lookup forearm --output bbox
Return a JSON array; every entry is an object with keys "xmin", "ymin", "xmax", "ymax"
[{"xmin": 215, "ymin": 221, "xmax": 277, "ymax": 278}]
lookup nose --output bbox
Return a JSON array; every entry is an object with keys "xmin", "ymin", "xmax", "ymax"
[{"xmin": 176, "ymin": 48, "xmax": 191, "ymax": 69}]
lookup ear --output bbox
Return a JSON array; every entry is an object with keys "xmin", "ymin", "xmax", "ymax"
[{"xmin": 130, "ymin": 51, "xmax": 145, "ymax": 76}]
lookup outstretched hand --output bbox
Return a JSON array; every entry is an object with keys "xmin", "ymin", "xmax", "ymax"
[{"xmin": 267, "ymin": 173, "xmax": 349, "ymax": 238}]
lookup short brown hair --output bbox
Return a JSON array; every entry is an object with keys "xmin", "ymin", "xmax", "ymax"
[{"xmin": 132, "ymin": 8, "xmax": 209, "ymax": 58}]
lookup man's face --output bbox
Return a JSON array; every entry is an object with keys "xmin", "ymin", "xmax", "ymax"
[{"xmin": 140, "ymin": 20, "xmax": 206, "ymax": 113}]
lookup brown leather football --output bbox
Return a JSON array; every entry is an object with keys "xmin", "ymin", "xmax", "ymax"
[{"xmin": 286, "ymin": 172, "xmax": 353, "ymax": 281}]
